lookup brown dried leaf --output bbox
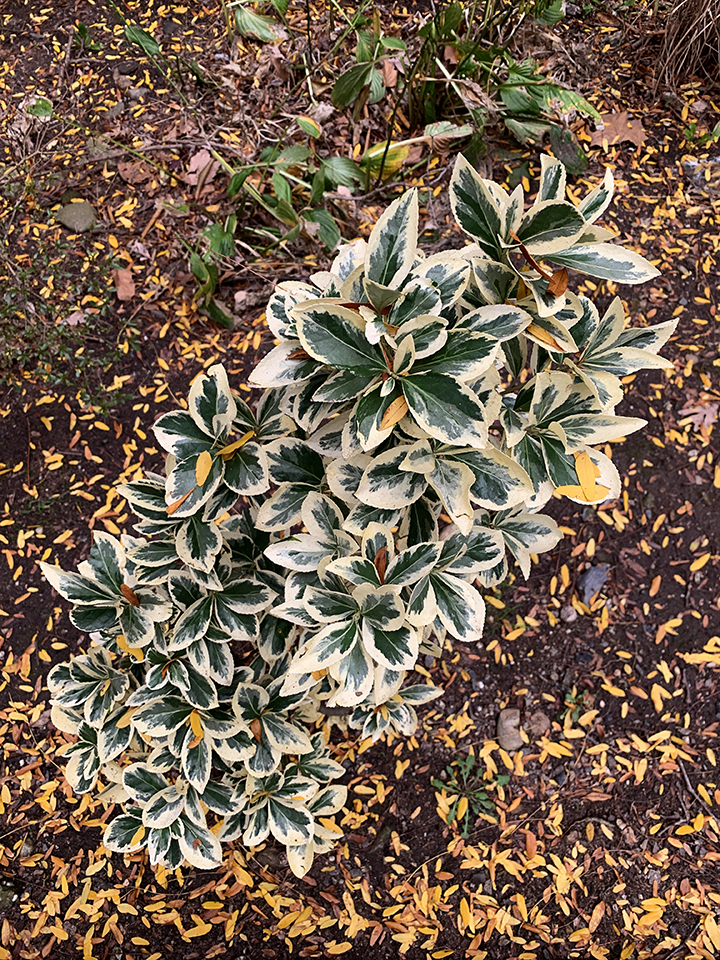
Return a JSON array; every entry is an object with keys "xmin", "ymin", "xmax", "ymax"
[
  {"xmin": 120, "ymin": 584, "xmax": 140, "ymax": 607},
  {"xmin": 547, "ymin": 267, "xmax": 569, "ymax": 298},
  {"xmin": 588, "ymin": 901, "xmax": 605, "ymax": 933},
  {"xmin": 589, "ymin": 112, "xmax": 646, "ymax": 148},
  {"xmin": 117, "ymin": 160, "xmax": 153, "ymax": 184},
  {"xmin": 113, "ymin": 267, "xmax": 135, "ymax": 301},
  {"xmin": 185, "ymin": 149, "xmax": 219, "ymax": 186}
]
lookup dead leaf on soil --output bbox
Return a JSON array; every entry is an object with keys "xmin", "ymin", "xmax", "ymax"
[
  {"xmin": 113, "ymin": 268, "xmax": 136, "ymax": 301},
  {"xmin": 185, "ymin": 149, "xmax": 219, "ymax": 186},
  {"xmin": 589, "ymin": 112, "xmax": 646, "ymax": 148},
  {"xmin": 61, "ymin": 310, "xmax": 85, "ymax": 327},
  {"xmin": 118, "ymin": 160, "xmax": 154, "ymax": 184},
  {"xmin": 381, "ymin": 59, "xmax": 398, "ymax": 89},
  {"xmin": 679, "ymin": 401, "xmax": 719, "ymax": 431}
]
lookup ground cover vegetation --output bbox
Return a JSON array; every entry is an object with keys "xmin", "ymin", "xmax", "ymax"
[{"xmin": 2, "ymin": 0, "xmax": 720, "ymax": 958}]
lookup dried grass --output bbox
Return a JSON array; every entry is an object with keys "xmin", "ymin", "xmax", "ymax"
[{"xmin": 656, "ymin": 0, "xmax": 720, "ymax": 88}]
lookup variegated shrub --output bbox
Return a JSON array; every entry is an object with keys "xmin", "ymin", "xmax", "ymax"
[{"xmin": 42, "ymin": 155, "xmax": 675, "ymax": 876}]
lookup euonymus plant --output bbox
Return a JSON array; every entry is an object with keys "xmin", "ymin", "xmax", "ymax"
[{"xmin": 42, "ymin": 155, "xmax": 675, "ymax": 876}]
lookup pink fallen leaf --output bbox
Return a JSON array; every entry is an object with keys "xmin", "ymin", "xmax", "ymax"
[
  {"xmin": 113, "ymin": 268, "xmax": 135, "ymax": 301},
  {"xmin": 185, "ymin": 149, "xmax": 219, "ymax": 186}
]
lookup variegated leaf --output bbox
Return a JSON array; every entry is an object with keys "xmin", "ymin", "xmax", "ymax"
[
  {"xmin": 431, "ymin": 572, "xmax": 485, "ymax": 641},
  {"xmin": 546, "ymin": 243, "xmax": 660, "ymax": 283},
  {"xmin": 365, "ymin": 188, "xmax": 418, "ymax": 288},
  {"xmin": 188, "ymin": 364, "xmax": 236, "ymax": 438},
  {"xmin": 450, "ymin": 155, "xmax": 503, "ymax": 258},
  {"xmin": 295, "ymin": 304, "xmax": 387, "ymax": 373},
  {"xmin": 403, "ymin": 372, "xmax": 487, "ymax": 447},
  {"xmin": 356, "ymin": 447, "xmax": 428, "ymax": 509},
  {"xmin": 516, "ymin": 200, "xmax": 586, "ymax": 256}
]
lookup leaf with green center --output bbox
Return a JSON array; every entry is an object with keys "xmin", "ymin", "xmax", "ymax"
[
  {"xmin": 170, "ymin": 597, "xmax": 213, "ymax": 650},
  {"xmin": 223, "ymin": 442, "xmax": 269, "ymax": 496},
  {"xmin": 40, "ymin": 563, "xmax": 117, "ymax": 605},
  {"xmin": 535, "ymin": 154, "xmax": 567, "ymax": 204},
  {"xmin": 455, "ymin": 304, "xmax": 532, "ymax": 342},
  {"xmin": 188, "ymin": 364, "xmax": 236, "ymax": 438},
  {"xmin": 516, "ymin": 200, "xmax": 586, "ymax": 256},
  {"xmin": 384, "ymin": 541, "xmax": 442, "ymax": 587},
  {"xmin": 402, "ymin": 372, "xmax": 487, "ymax": 447},
  {"xmin": 366, "ymin": 189, "xmax": 418, "ymax": 288},
  {"xmin": 356, "ymin": 447, "xmax": 428, "ymax": 509},
  {"xmin": 328, "ymin": 636, "xmax": 374, "ymax": 706},
  {"xmin": 178, "ymin": 815, "xmax": 223, "ymax": 869},
  {"xmin": 490, "ymin": 510, "xmax": 563, "ymax": 578},
  {"xmin": 181, "ymin": 726, "xmax": 212, "ymax": 793},
  {"xmin": 430, "ymin": 572, "xmax": 485, "ymax": 641},
  {"xmin": 362, "ymin": 620, "xmax": 418, "ymax": 671},
  {"xmin": 354, "ymin": 385, "xmax": 399, "ymax": 451},
  {"xmin": 104, "ymin": 810, "xmax": 146, "ymax": 853},
  {"xmin": 290, "ymin": 619, "xmax": 358, "ymax": 674},
  {"xmin": 265, "ymin": 438, "xmax": 325, "ymax": 486},
  {"xmin": 546, "ymin": 243, "xmax": 660, "ymax": 283},
  {"xmin": 165, "ymin": 453, "xmax": 224, "ymax": 519},
  {"xmin": 426, "ymin": 459, "xmax": 475, "ymax": 535},
  {"xmin": 268, "ymin": 797, "xmax": 314, "ymax": 845},
  {"xmin": 414, "ymin": 331, "xmax": 499, "ymax": 382},
  {"xmin": 249, "ymin": 340, "xmax": 319, "ymax": 388},
  {"xmin": 444, "ymin": 446, "xmax": 532, "ymax": 510},
  {"xmin": 578, "ymin": 168, "xmax": 613, "ymax": 223},
  {"xmin": 450, "ymin": 156, "xmax": 503, "ymax": 258},
  {"xmin": 295, "ymin": 304, "xmax": 387, "ymax": 373},
  {"xmin": 176, "ymin": 515, "xmax": 223, "ymax": 573}
]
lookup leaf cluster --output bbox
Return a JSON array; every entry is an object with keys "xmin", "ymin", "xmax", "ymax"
[{"xmin": 42, "ymin": 156, "xmax": 673, "ymax": 875}]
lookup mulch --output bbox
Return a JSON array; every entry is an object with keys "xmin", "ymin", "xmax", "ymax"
[{"xmin": 1, "ymin": 1, "xmax": 720, "ymax": 958}]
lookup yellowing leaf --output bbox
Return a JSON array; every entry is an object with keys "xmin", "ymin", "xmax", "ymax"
[
  {"xmin": 189, "ymin": 710, "xmax": 204, "ymax": 740},
  {"xmin": 526, "ymin": 323, "xmax": 563, "ymax": 350},
  {"xmin": 218, "ymin": 430, "xmax": 255, "ymax": 459},
  {"xmin": 556, "ymin": 451, "xmax": 610, "ymax": 502},
  {"xmin": 195, "ymin": 450, "xmax": 213, "ymax": 486},
  {"xmin": 130, "ymin": 825, "xmax": 146, "ymax": 847},
  {"xmin": 690, "ymin": 552, "xmax": 710, "ymax": 573},
  {"xmin": 588, "ymin": 901, "xmax": 605, "ymax": 933},
  {"xmin": 575, "ymin": 449, "xmax": 603, "ymax": 500},
  {"xmin": 456, "ymin": 796, "xmax": 468, "ymax": 820},
  {"xmin": 296, "ymin": 115, "xmax": 322, "ymax": 138},
  {"xmin": 361, "ymin": 141, "xmax": 411, "ymax": 181},
  {"xmin": 706, "ymin": 913, "xmax": 720, "ymax": 950},
  {"xmin": 117, "ymin": 706, "xmax": 139, "ymax": 728},
  {"xmin": 167, "ymin": 489, "xmax": 193, "ymax": 515},
  {"xmin": 650, "ymin": 683, "xmax": 671, "ymax": 713},
  {"xmin": 117, "ymin": 634, "xmax": 144, "ymax": 661},
  {"xmin": 380, "ymin": 395, "xmax": 409, "ymax": 430}
]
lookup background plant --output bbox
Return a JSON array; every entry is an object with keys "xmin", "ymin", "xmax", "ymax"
[{"xmin": 42, "ymin": 155, "xmax": 674, "ymax": 875}]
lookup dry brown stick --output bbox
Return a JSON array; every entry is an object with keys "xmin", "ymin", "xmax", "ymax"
[{"xmin": 678, "ymin": 757, "xmax": 716, "ymax": 819}]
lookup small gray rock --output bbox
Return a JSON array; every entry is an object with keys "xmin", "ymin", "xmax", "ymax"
[
  {"xmin": 57, "ymin": 200, "xmax": 97, "ymax": 233},
  {"xmin": 19, "ymin": 837, "xmax": 34, "ymax": 858},
  {"xmin": 496, "ymin": 708, "xmax": 523, "ymax": 752},
  {"xmin": 578, "ymin": 563, "xmax": 609, "ymax": 605},
  {"xmin": 560, "ymin": 604, "xmax": 577, "ymax": 623}
]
